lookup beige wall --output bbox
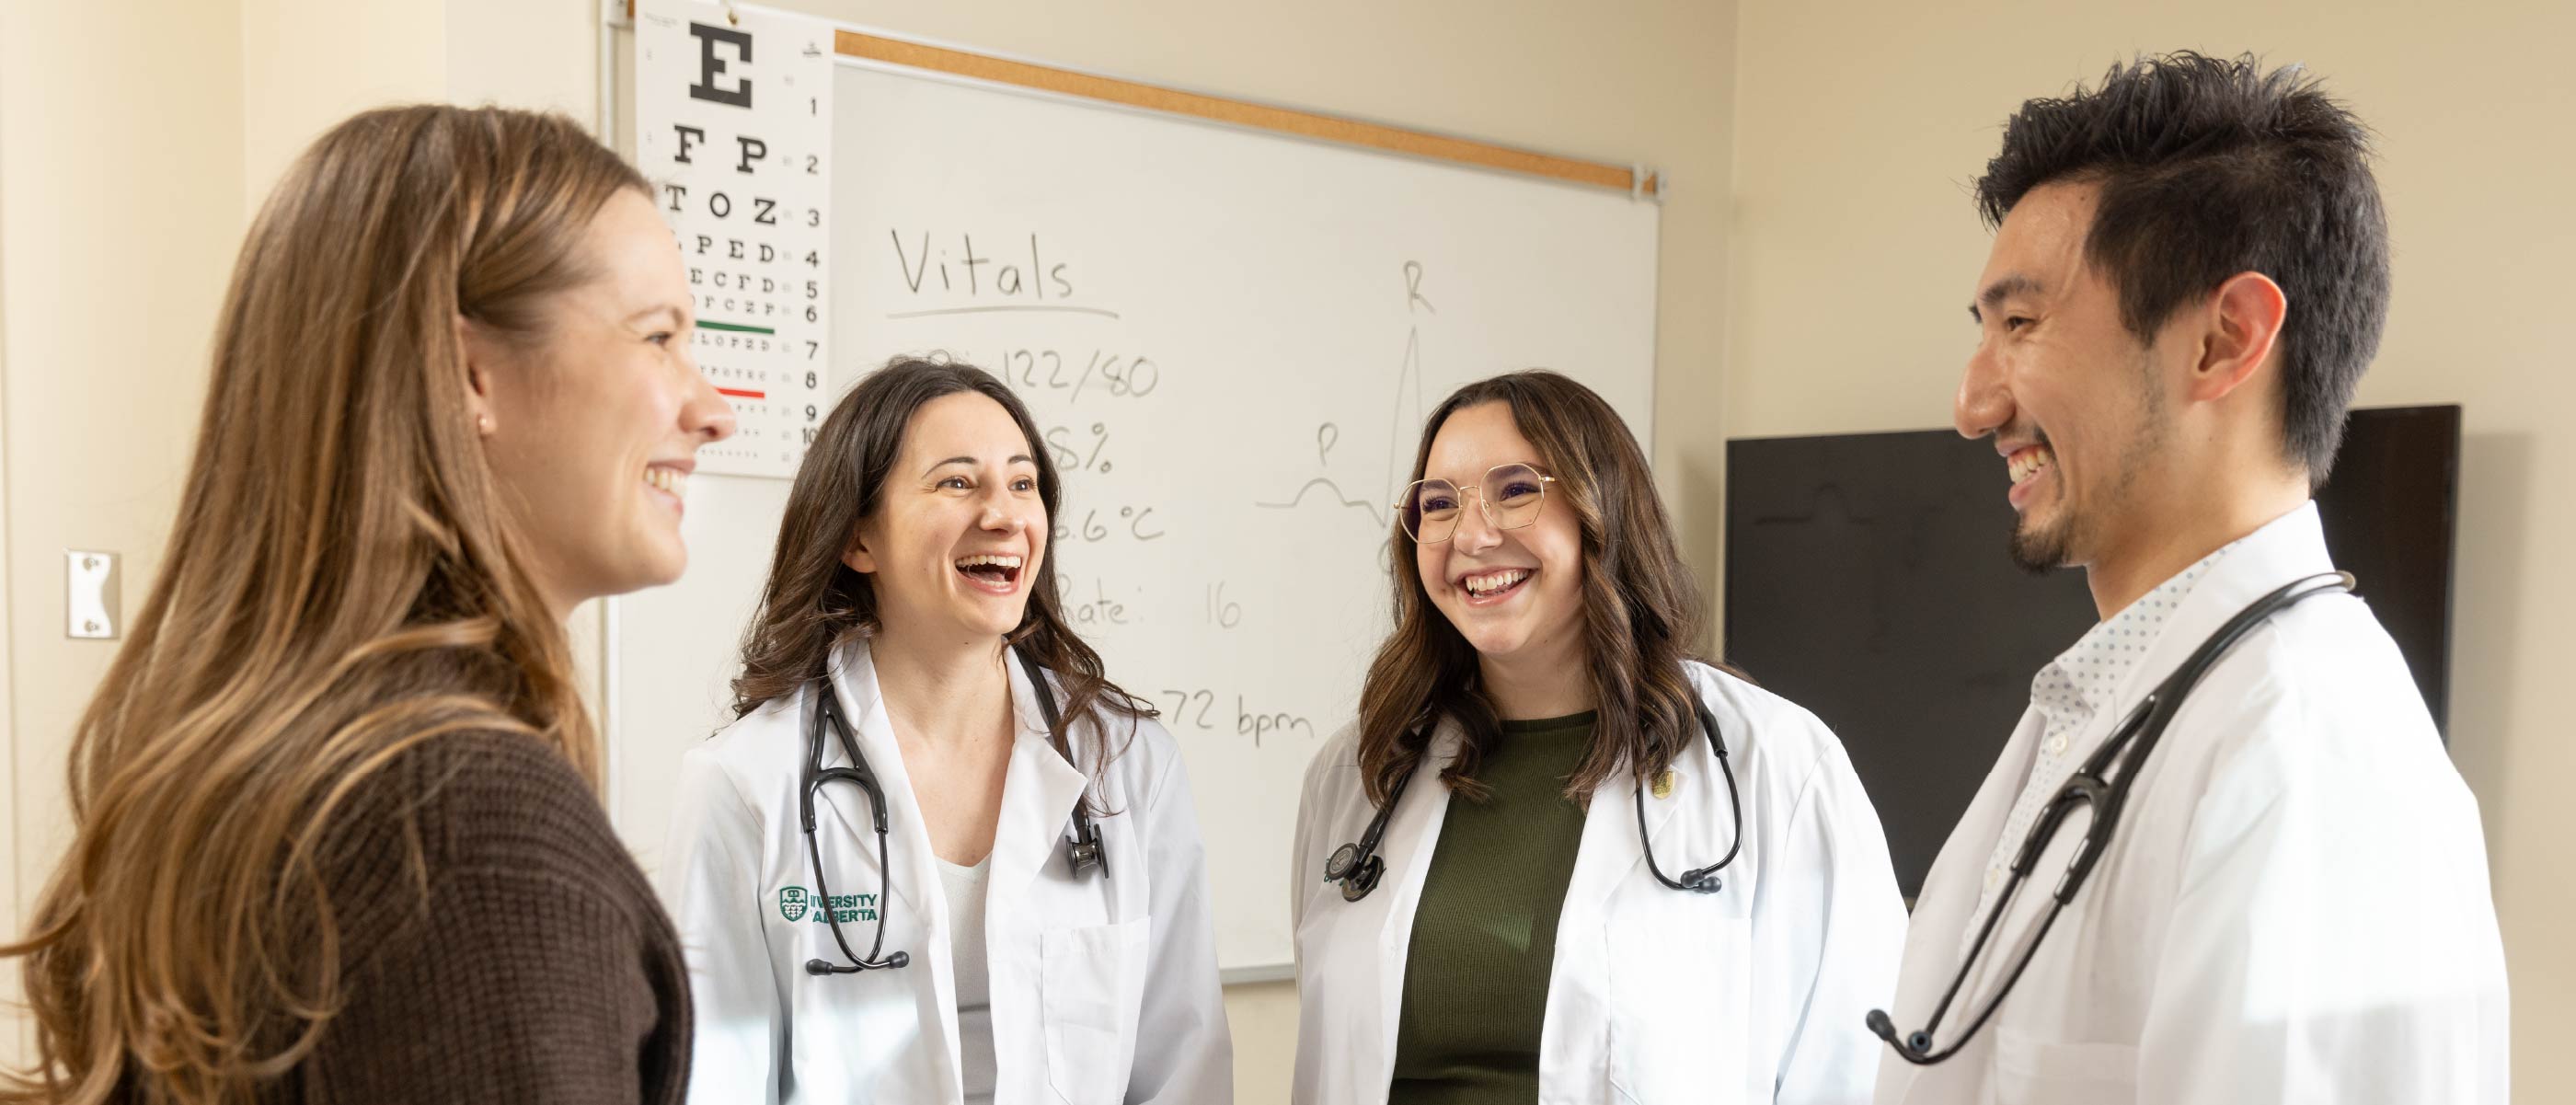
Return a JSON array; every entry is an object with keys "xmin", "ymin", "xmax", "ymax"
[
  {"xmin": 1730, "ymin": 1, "xmax": 2573, "ymax": 1100},
  {"xmin": 1, "ymin": 0, "xmax": 250, "ymax": 1074},
  {"xmin": 238, "ymin": 0, "xmax": 603, "ymax": 198},
  {"xmin": 241, "ymin": 0, "xmax": 449, "ymax": 205},
  {"xmin": 0, "ymin": 0, "xmax": 603, "ymax": 1076},
  {"xmin": 0, "ymin": 20, "xmax": 14, "ymax": 1055}
]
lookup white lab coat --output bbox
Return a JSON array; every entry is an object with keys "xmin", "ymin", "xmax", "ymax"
[
  {"xmin": 659, "ymin": 639, "xmax": 1233, "ymax": 1105},
  {"xmin": 1291, "ymin": 661, "xmax": 1907, "ymax": 1105},
  {"xmin": 1876, "ymin": 502, "xmax": 2510, "ymax": 1105}
]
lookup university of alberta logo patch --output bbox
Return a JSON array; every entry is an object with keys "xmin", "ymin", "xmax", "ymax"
[{"xmin": 778, "ymin": 886, "xmax": 810, "ymax": 922}]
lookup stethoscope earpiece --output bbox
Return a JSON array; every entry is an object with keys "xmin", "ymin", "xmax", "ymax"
[
  {"xmin": 803, "ymin": 946, "xmax": 911, "ymax": 975},
  {"xmin": 1865, "ymin": 1008, "xmax": 1936, "ymax": 1059}
]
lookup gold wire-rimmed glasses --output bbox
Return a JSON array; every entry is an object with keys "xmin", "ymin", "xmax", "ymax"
[{"xmin": 1394, "ymin": 463, "xmax": 1558, "ymax": 543}]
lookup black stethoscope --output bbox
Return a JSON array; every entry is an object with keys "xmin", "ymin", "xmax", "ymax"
[
  {"xmin": 799, "ymin": 643, "xmax": 1107, "ymax": 977},
  {"xmin": 1868, "ymin": 570, "xmax": 2354, "ymax": 1064},
  {"xmin": 1324, "ymin": 688, "xmax": 1744, "ymax": 902}
]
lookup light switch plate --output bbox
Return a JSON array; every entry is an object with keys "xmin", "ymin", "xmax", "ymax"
[{"xmin": 66, "ymin": 550, "xmax": 120, "ymax": 639}]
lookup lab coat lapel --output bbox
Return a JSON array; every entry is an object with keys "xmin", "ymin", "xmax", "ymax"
[
  {"xmin": 1541, "ymin": 724, "xmax": 1678, "ymax": 1101},
  {"xmin": 819, "ymin": 639, "xmax": 967, "ymax": 1100},
  {"xmin": 2104, "ymin": 502, "xmax": 2340, "ymax": 727},
  {"xmin": 1340, "ymin": 725, "xmax": 1459, "ymax": 1100},
  {"xmin": 820, "ymin": 639, "xmax": 927, "ymax": 915},
  {"xmin": 1975, "ymin": 507, "xmax": 2339, "ymax": 1030},
  {"xmin": 1879, "ymin": 503, "xmax": 2345, "ymax": 1105},
  {"xmin": 1378, "ymin": 726, "xmax": 1461, "ymax": 901},
  {"xmin": 990, "ymin": 653, "xmax": 1091, "ymax": 895},
  {"xmin": 1567, "ymin": 754, "xmax": 1676, "ymax": 912}
]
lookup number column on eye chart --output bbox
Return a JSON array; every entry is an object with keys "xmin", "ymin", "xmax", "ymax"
[
  {"xmin": 681, "ymin": 132, "xmax": 832, "ymax": 475},
  {"xmin": 635, "ymin": 1, "xmax": 836, "ymax": 478}
]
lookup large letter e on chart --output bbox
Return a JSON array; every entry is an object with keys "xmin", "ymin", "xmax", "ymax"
[{"xmin": 688, "ymin": 21, "xmax": 753, "ymax": 108}]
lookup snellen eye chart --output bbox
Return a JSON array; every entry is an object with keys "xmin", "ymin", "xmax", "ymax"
[{"xmin": 637, "ymin": 2, "xmax": 836, "ymax": 478}]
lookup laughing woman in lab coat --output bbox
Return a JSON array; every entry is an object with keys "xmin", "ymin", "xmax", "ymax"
[
  {"xmin": 1293, "ymin": 370, "xmax": 1905, "ymax": 1105},
  {"xmin": 661, "ymin": 357, "xmax": 1231, "ymax": 1105}
]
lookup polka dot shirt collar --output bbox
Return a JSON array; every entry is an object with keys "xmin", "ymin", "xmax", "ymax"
[
  {"xmin": 2032, "ymin": 537, "xmax": 2248, "ymax": 720},
  {"xmin": 1960, "ymin": 535, "xmax": 2254, "ymax": 952}
]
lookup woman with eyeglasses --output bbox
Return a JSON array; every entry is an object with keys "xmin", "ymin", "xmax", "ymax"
[{"xmin": 1290, "ymin": 370, "xmax": 1906, "ymax": 1104}]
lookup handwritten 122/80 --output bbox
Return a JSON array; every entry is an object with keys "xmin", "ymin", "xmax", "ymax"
[{"xmin": 930, "ymin": 348, "xmax": 1160, "ymax": 401}]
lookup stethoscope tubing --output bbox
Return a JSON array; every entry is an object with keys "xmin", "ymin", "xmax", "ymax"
[
  {"xmin": 799, "ymin": 644, "xmax": 1105, "ymax": 977},
  {"xmin": 1869, "ymin": 570, "xmax": 2355, "ymax": 1065},
  {"xmin": 1326, "ymin": 683, "xmax": 1744, "ymax": 902}
]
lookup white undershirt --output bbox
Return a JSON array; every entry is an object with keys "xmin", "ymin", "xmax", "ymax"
[{"xmin": 937, "ymin": 856, "xmax": 995, "ymax": 1105}]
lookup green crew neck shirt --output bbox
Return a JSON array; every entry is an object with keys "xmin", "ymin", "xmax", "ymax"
[{"xmin": 1388, "ymin": 711, "xmax": 1596, "ymax": 1105}]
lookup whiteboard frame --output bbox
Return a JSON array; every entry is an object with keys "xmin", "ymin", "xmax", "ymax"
[{"xmin": 607, "ymin": 3, "xmax": 1666, "ymax": 201}]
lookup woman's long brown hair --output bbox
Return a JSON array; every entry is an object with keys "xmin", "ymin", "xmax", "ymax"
[
  {"xmin": 1356, "ymin": 370, "xmax": 1711, "ymax": 806},
  {"xmin": 730, "ymin": 357, "xmax": 1154, "ymax": 797},
  {"xmin": 2, "ymin": 106, "xmax": 646, "ymax": 1103}
]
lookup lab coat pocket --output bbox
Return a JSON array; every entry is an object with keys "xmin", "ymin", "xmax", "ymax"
[
  {"xmin": 1605, "ymin": 904, "xmax": 1751, "ymax": 1105},
  {"xmin": 1041, "ymin": 915, "xmax": 1152, "ymax": 1105},
  {"xmin": 1993, "ymin": 1029, "xmax": 2138, "ymax": 1105}
]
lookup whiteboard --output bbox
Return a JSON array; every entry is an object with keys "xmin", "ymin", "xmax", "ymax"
[{"xmin": 610, "ymin": 41, "xmax": 1658, "ymax": 977}]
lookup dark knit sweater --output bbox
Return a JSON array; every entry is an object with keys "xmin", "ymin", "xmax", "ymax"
[{"xmin": 264, "ymin": 730, "xmax": 692, "ymax": 1103}]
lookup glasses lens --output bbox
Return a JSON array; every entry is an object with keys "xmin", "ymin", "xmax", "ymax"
[
  {"xmin": 1488, "ymin": 465, "xmax": 1547, "ymax": 528},
  {"xmin": 1403, "ymin": 479, "xmax": 1462, "ymax": 541}
]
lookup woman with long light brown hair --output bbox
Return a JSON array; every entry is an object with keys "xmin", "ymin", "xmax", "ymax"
[
  {"xmin": 1290, "ymin": 370, "xmax": 1905, "ymax": 1104},
  {"xmin": 3, "ymin": 105, "xmax": 734, "ymax": 1102}
]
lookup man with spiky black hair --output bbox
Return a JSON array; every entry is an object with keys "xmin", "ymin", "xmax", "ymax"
[{"xmin": 1874, "ymin": 53, "xmax": 2507, "ymax": 1103}]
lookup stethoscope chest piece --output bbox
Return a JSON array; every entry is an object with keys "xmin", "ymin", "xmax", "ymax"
[
  {"xmin": 1323, "ymin": 841, "xmax": 1362, "ymax": 881},
  {"xmin": 1067, "ymin": 820, "xmax": 1109, "ymax": 877},
  {"xmin": 1324, "ymin": 793, "xmax": 1397, "ymax": 902},
  {"xmin": 1325, "ymin": 842, "xmax": 1385, "ymax": 902}
]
